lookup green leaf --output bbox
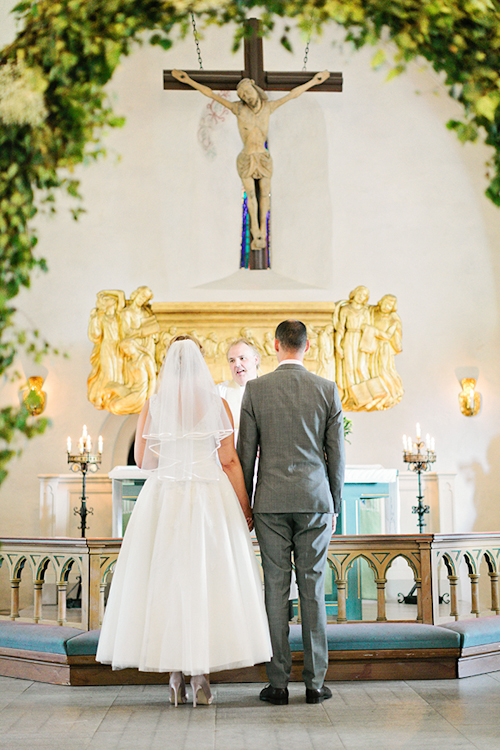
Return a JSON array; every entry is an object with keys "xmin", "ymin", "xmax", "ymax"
[
  {"xmin": 371, "ymin": 49, "xmax": 386, "ymax": 69},
  {"xmin": 475, "ymin": 94, "xmax": 500, "ymax": 121}
]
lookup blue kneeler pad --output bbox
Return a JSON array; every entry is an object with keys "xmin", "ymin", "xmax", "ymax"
[
  {"xmin": 440, "ymin": 617, "xmax": 500, "ymax": 648},
  {"xmin": 289, "ymin": 622, "xmax": 460, "ymax": 651}
]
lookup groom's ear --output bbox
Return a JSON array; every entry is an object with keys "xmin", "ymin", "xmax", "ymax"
[
  {"xmin": 304, "ymin": 339, "xmax": 310, "ymax": 354},
  {"xmin": 274, "ymin": 338, "xmax": 280, "ymax": 353}
]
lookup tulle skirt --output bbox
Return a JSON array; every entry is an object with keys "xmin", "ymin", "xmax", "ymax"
[{"xmin": 96, "ymin": 468, "xmax": 271, "ymax": 674}]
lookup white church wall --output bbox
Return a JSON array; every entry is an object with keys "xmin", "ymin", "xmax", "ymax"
[{"xmin": 0, "ymin": 10, "xmax": 499, "ymax": 538}]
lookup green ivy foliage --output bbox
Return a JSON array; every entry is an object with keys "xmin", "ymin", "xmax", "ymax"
[{"xmin": 0, "ymin": 0, "xmax": 499, "ymax": 483}]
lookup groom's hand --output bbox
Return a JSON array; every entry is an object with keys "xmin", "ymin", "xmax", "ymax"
[
  {"xmin": 332, "ymin": 514, "xmax": 338, "ymax": 533},
  {"xmin": 245, "ymin": 511, "xmax": 254, "ymax": 532}
]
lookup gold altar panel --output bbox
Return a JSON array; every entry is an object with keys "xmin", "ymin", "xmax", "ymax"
[
  {"xmin": 87, "ymin": 291, "xmax": 404, "ymax": 415},
  {"xmin": 152, "ymin": 301, "xmax": 336, "ymax": 384}
]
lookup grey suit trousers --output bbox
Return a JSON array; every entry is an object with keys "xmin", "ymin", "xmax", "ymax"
[{"xmin": 254, "ymin": 512, "xmax": 332, "ymax": 690}]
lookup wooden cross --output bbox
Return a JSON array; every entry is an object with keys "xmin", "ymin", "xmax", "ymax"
[
  {"xmin": 163, "ymin": 18, "xmax": 342, "ymax": 269},
  {"xmin": 163, "ymin": 18, "xmax": 343, "ymax": 93}
]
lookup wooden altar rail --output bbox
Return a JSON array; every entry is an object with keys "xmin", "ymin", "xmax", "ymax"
[
  {"xmin": 0, "ymin": 534, "xmax": 499, "ymax": 630},
  {"xmin": 0, "ymin": 539, "xmax": 120, "ymax": 632}
]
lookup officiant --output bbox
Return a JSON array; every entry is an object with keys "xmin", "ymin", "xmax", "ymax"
[{"xmin": 217, "ymin": 338, "xmax": 260, "ymax": 438}]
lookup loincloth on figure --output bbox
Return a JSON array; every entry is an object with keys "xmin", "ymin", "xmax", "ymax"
[{"xmin": 237, "ymin": 150, "xmax": 273, "ymax": 180}]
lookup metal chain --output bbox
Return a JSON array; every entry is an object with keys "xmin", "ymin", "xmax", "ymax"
[
  {"xmin": 191, "ymin": 13, "xmax": 203, "ymax": 70},
  {"xmin": 302, "ymin": 39, "xmax": 310, "ymax": 71}
]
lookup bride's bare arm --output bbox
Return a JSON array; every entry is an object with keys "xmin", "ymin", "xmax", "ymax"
[
  {"xmin": 218, "ymin": 400, "xmax": 253, "ymax": 530},
  {"xmin": 134, "ymin": 400, "xmax": 149, "ymax": 468}
]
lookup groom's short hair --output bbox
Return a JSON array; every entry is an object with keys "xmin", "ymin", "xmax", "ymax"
[{"xmin": 275, "ymin": 320, "xmax": 307, "ymax": 352}]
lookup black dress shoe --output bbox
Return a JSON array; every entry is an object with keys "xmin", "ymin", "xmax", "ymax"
[
  {"xmin": 259, "ymin": 685, "xmax": 289, "ymax": 705},
  {"xmin": 305, "ymin": 685, "xmax": 332, "ymax": 704}
]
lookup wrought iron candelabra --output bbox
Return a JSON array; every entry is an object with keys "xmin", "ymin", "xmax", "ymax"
[
  {"xmin": 67, "ymin": 426, "xmax": 103, "ymax": 538},
  {"xmin": 402, "ymin": 424, "xmax": 436, "ymax": 533}
]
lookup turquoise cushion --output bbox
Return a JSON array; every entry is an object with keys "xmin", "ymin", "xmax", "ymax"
[
  {"xmin": 440, "ymin": 617, "xmax": 500, "ymax": 648},
  {"xmin": 0, "ymin": 621, "xmax": 84, "ymax": 655},
  {"xmin": 289, "ymin": 622, "xmax": 460, "ymax": 651},
  {"xmin": 65, "ymin": 629, "xmax": 101, "ymax": 656}
]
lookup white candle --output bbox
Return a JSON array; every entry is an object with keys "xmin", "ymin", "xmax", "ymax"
[
  {"xmin": 86, "ymin": 436, "xmax": 91, "ymax": 452},
  {"xmin": 82, "ymin": 424, "xmax": 88, "ymax": 439},
  {"xmin": 98, "ymin": 435, "xmax": 103, "ymax": 454},
  {"xmin": 67, "ymin": 437, "xmax": 72, "ymax": 453},
  {"xmin": 431, "ymin": 437, "xmax": 435, "ymax": 452},
  {"xmin": 79, "ymin": 437, "xmax": 84, "ymax": 454},
  {"xmin": 416, "ymin": 423, "xmax": 421, "ymax": 439}
]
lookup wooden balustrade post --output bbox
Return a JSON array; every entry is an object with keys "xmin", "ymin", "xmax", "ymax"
[
  {"xmin": 336, "ymin": 578, "xmax": 347, "ymax": 623},
  {"xmin": 57, "ymin": 583, "xmax": 67, "ymax": 626},
  {"xmin": 415, "ymin": 577, "xmax": 423, "ymax": 622},
  {"xmin": 87, "ymin": 549, "xmax": 102, "ymax": 631},
  {"xmin": 489, "ymin": 572, "xmax": 500, "ymax": 614},
  {"xmin": 99, "ymin": 583, "xmax": 107, "ymax": 626},
  {"xmin": 33, "ymin": 580, "xmax": 43, "ymax": 623},
  {"xmin": 469, "ymin": 573, "xmax": 480, "ymax": 617},
  {"xmin": 374, "ymin": 578, "xmax": 387, "ymax": 621},
  {"xmin": 10, "ymin": 578, "xmax": 20, "ymax": 620},
  {"xmin": 448, "ymin": 575, "xmax": 459, "ymax": 620}
]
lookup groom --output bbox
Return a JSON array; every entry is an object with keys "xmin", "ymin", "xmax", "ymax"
[{"xmin": 237, "ymin": 320, "xmax": 345, "ymax": 705}]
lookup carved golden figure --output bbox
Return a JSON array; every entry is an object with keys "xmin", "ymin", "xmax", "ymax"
[
  {"xmin": 171, "ymin": 69, "xmax": 329, "ymax": 251},
  {"xmin": 315, "ymin": 324, "xmax": 334, "ymax": 379},
  {"xmin": 107, "ymin": 338, "xmax": 158, "ymax": 415},
  {"xmin": 368, "ymin": 295, "xmax": 404, "ymax": 409},
  {"xmin": 333, "ymin": 288, "xmax": 404, "ymax": 411},
  {"xmin": 87, "ymin": 291, "xmax": 124, "ymax": 409},
  {"xmin": 262, "ymin": 331, "xmax": 276, "ymax": 358},
  {"xmin": 334, "ymin": 286, "xmax": 371, "ymax": 408},
  {"xmin": 87, "ymin": 287, "xmax": 159, "ymax": 415}
]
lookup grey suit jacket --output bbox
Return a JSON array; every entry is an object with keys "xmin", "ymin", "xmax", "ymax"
[{"xmin": 237, "ymin": 363, "xmax": 345, "ymax": 514}]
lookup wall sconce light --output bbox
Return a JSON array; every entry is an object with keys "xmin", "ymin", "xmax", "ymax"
[
  {"xmin": 18, "ymin": 361, "xmax": 48, "ymax": 416},
  {"xmin": 20, "ymin": 375, "xmax": 47, "ymax": 416},
  {"xmin": 459, "ymin": 377, "xmax": 481, "ymax": 417}
]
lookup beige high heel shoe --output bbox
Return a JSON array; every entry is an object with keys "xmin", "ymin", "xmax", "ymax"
[
  {"xmin": 190, "ymin": 674, "xmax": 213, "ymax": 707},
  {"xmin": 169, "ymin": 672, "xmax": 187, "ymax": 706}
]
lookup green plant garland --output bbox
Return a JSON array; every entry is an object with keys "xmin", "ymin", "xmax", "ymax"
[{"xmin": 1, "ymin": 0, "xmax": 499, "ymax": 483}]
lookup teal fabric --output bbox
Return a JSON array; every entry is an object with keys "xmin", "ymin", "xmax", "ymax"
[
  {"xmin": 440, "ymin": 617, "xmax": 500, "ymax": 648},
  {"xmin": 65, "ymin": 629, "xmax": 101, "ymax": 656},
  {"xmin": 0, "ymin": 622, "xmax": 84, "ymax": 654},
  {"xmin": 0, "ymin": 620, "xmax": 471, "ymax": 657},
  {"xmin": 289, "ymin": 622, "xmax": 460, "ymax": 651}
]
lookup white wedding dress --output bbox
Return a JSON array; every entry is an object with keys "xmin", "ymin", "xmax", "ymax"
[{"xmin": 96, "ymin": 341, "xmax": 271, "ymax": 676}]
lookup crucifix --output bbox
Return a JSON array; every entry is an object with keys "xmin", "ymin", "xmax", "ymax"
[{"xmin": 164, "ymin": 19, "xmax": 343, "ymax": 270}]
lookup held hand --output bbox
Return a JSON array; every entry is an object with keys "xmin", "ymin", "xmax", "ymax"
[
  {"xmin": 332, "ymin": 514, "xmax": 337, "ymax": 533},
  {"xmin": 245, "ymin": 510, "xmax": 254, "ymax": 532},
  {"xmin": 313, "ymin": 70, "xmax": 330, "ymax": 85},
  {"xmin": 240, "ymin": 501, "xmax": 254, "ymax": 532}
]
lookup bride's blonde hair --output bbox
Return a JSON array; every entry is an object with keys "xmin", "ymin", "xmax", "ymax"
[{"xmin": 168, "ymin": 333, "xmax": 205, "ymax": 357}]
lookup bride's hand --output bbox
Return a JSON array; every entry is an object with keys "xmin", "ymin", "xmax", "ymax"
[{"xmin": 243, "ymin": 507, "xmax": 254, "ymax": 532}]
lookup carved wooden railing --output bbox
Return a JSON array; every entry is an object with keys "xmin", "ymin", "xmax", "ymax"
[
  {"xmin": 0, "ymin": 538, "xmax": 120, "ymax": 631},
  {"xmin": 0, "ymin": 533, "xmax": 499, "ymax": 629},
  {"xmin": 430, "ymin": 533, "xmax": 500, "ymax": 622},
  {"xmin": 328, "ymin": 534, "xmax": 434, "ymax": 624}
]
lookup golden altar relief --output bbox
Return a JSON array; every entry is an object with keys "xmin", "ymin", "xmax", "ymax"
[
  {"xmin": 87, "ymin": 287, "xmax": 160, "ymax": 415},
  {"xmin": 87, "ymin": 291, "xmax": 403, "ymax": 415}
]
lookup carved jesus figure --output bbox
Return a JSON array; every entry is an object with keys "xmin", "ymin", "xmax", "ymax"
[{"xmin": 172, "ymin": 69, "xmax": 330, "ymax": 251}]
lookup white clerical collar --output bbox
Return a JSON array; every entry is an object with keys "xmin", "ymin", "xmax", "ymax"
[
  {"xmin": 278, "ymin": 359, "xmax": 305, "ymax": 367},
  {"xmin": 227, "ymin": 379, "xmax": 244, "ymax": 390}
]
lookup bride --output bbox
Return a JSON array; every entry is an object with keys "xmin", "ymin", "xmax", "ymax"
[{"xmin": 96, "ymin": 335, "xmax": 271, "ymax": 706}]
